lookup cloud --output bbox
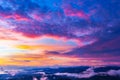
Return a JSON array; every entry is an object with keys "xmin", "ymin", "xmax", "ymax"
[
  {"xmin": 0, "ymin": 0, "xmax": 119, "ymax": 42},
  {"xmin": 0, "ymin": 67, "xmax": 23, "ymax": 76},
  {"xmin": 0, "ymin": 0, "xmax": 119, "ymax": 66},
  {"xmin": 55, "ymin": 67, "xmax": 96, "ymax": 78},
  {"xmin": 54, "ymin": 67, "xmax": 120, "ymax": 79},
  {"xmin": 107, "ymin": 70, "xmax": 120, "ymax": 76},
  {"xmin": 46, "ymin": 36, "xmax": 120, "ymax": 65},
  {"xmin": 0, "ymin": 0, "xmax": 119, "ymax": 40}
]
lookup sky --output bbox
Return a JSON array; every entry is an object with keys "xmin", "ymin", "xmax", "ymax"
[{"xmin": 0, "ymin": 0, "xmax": 119, "ymax": 66}]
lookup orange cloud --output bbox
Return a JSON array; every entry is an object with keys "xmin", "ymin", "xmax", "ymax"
[
  {"xmin": 0, "ymin": 25, "xmax": 108, "ymax": 67},
  {"xmin": 0, "ymin": 54, "xmax": 81, "ymax": 66},
  {"xmin": 0, "ymin": 53, "xmax": 113, "ymax": 66},
  {"xmin": 15, "ymin": 44, "xmax": 74, "ymax": 51}
]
